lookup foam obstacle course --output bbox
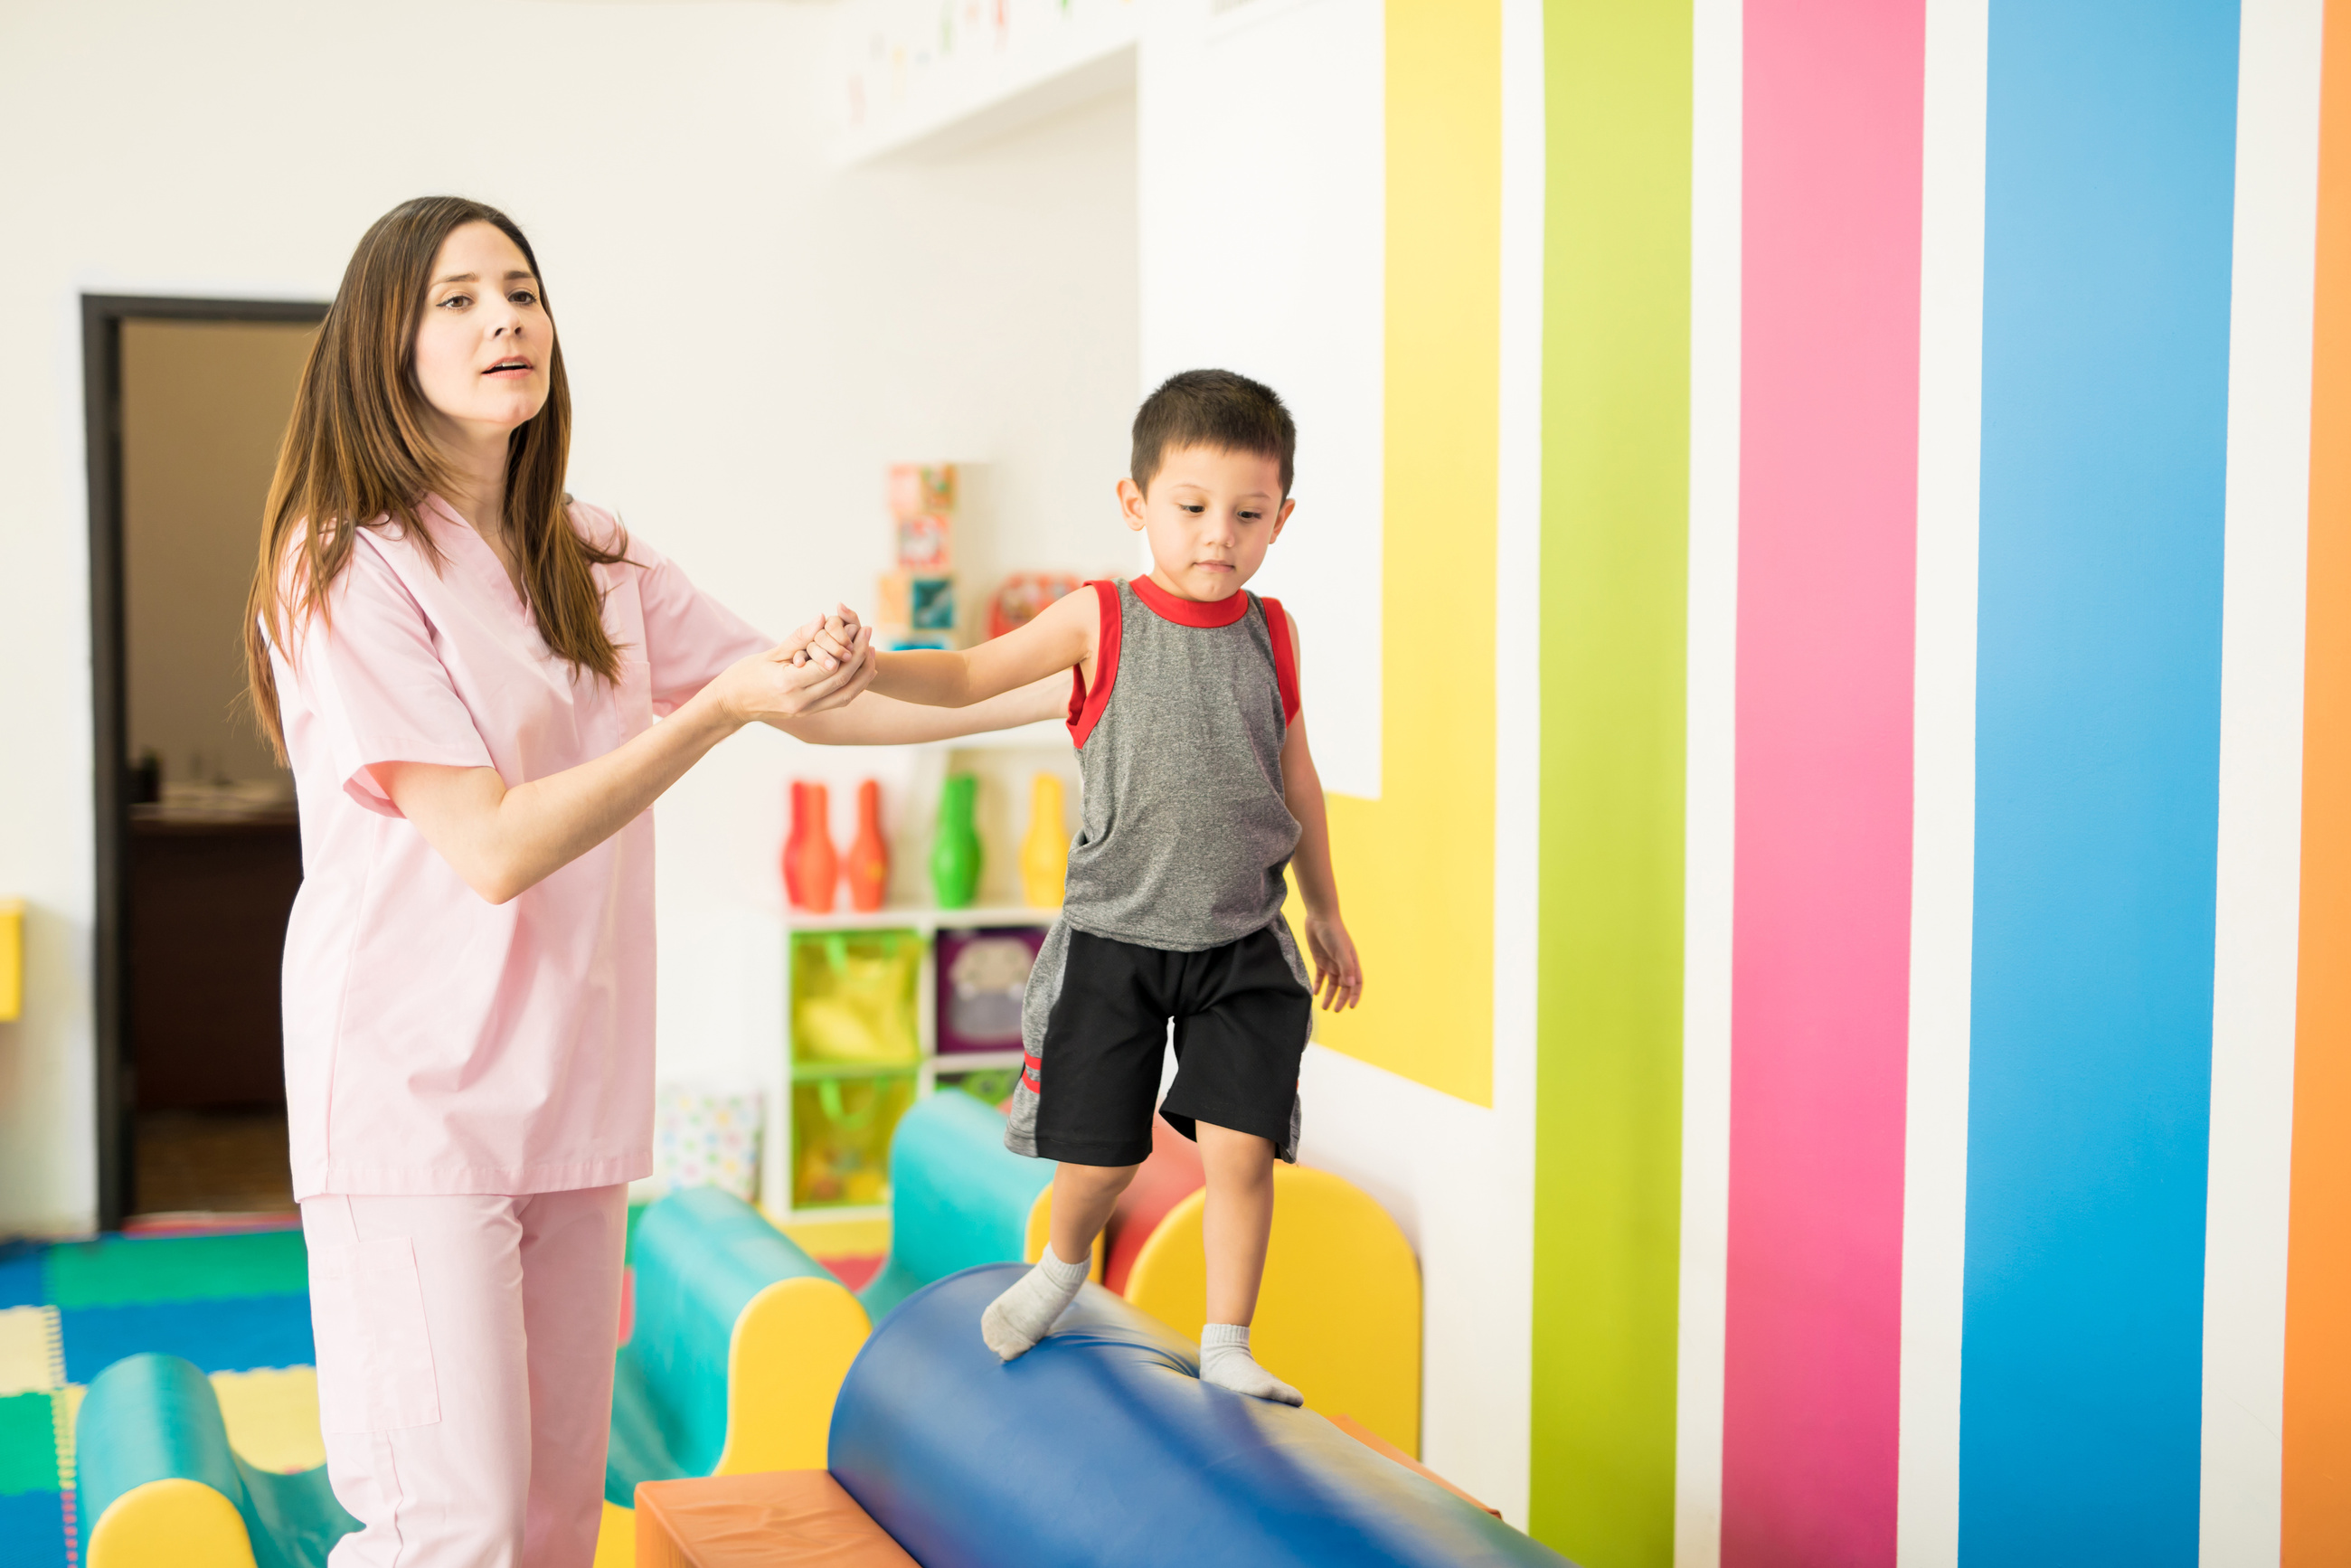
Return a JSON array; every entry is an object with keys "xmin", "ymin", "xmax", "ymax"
[
  {"xmin": 861, "ymin": 1087, "xmax": 1423, "ymax": 1453},
  {"xmin": 852, "ymin": 1091, "xmax": 1100, "ymax": 1320},
  {"xmin": 824, "ymin": 1266, "xmax": 1566, "ymax": 1567},
  {"xmin": 77, "ymin": 1353, "xmax": 354, "ymax": 1568},
  {"xmin": 1116, "ymin": 1120, "xmax": 1422, "ymax": 1456},
  {"xmin": 607, "ymin": 1185, "xmax": 870, "ymax": 1502}
]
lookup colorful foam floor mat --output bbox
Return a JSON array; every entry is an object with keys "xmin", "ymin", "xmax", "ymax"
[
  {"xmin": 0, "ymin": 1212, "xmax": 885, "ymax": 1566},
  {"xmin": 0, "ymin": 1225, "xmax": 320, "ymax": 1567}
]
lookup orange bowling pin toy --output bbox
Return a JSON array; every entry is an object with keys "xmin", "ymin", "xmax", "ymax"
[{"xmin": 845, "ymin": 779, "xmax": 891, "ymax": 912}]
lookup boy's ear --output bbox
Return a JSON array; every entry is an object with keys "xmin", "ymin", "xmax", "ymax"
[
  {"xmin": 1118, "ymin": 477, "xmax": 1148, "ymax": 533},
  {"xmin": 1270, "ymin": 497, "xmax": 1297, "ymax": 540}
]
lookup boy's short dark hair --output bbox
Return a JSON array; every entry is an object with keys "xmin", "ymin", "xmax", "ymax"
[{"xmin": 1130, "ymin": 369, "xmax": 1297, "ymax": 497}]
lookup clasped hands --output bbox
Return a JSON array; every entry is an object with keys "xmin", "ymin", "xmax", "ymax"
[{"xmin": 711, "ymin": 603, "xmax": 876, "ymax": 728}]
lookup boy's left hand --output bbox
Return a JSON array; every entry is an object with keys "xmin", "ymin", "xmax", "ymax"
[{"xmin": 1303, "ymin": 914, "xmax": 1363, "ymax": 1012}]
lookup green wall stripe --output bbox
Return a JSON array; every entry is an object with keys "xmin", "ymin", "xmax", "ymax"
[{"xmin": 1530, "ymin": 3, "xmax": 1693, "ymax": 1564}]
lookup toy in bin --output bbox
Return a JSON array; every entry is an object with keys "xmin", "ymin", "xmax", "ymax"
[
  {"xmin": 791, "ymin": 930, "xmax": 921, "ymax": 1066},
  {"xmin": 792, "ymin": 1072, "xmax": 915, "ymax": 1208},
  {"xmin": 936, "ymin": 926, "xmax": 1046, "ymax": 1053},
  {"xmin": 938, "ymin": 1065, "xmax": 1022, "ymax": 1105}
]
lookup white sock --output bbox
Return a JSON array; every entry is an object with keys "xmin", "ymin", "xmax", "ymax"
[
  {"xmin": 1197, "ymin": 1323, "xmax": 1302, "ymax": 1405},
  {"xmin": 979, "ymin": 1247, "xmax": 1091, "ymax": 1362}
]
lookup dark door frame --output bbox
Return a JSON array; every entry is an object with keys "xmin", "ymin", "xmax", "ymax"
[{"xmin": 83, "ymin": 293, "xmax": 328, "ymax": 1229}]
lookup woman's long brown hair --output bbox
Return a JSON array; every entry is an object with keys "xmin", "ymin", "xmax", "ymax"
[{"xmin": 243, "ymin": 195, "xmax": 627, "ymax": 759}]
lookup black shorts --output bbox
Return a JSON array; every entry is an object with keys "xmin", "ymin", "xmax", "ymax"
[{"xmin": 1030, "ymin": 924, "xmax": 1312, "ymax": 1167}]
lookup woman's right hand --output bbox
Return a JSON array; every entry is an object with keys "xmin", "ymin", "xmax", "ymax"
[{"xmin": 712, "ymin": 620, "xmax": 878, "ymax": 727}]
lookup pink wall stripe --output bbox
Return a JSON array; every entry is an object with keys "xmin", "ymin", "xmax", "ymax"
[{"xmin": 1722, "ymin": 3, "xmax": 1925, "ymax": 1564}]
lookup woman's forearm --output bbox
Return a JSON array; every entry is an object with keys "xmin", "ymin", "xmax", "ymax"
[
  {"xmin": 381, "ymin": 686, "xmax": 741, "ymax": 903},
  {"xmin": 381, "ymin": 632, "xmax": 877, "ymax": 903}
]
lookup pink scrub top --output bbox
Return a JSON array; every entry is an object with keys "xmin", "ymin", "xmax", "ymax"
[{"xmin": 269, "ymin": 496, "xmax": 769, "ymax": 1198}]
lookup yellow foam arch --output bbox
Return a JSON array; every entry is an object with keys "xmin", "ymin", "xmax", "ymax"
[
  {"xmin": 714, "ymin": 1274, "xmax": 871, "ymax": 1474},
  {"xmin": 1021, "ymin": 1186, "xmax": 1106, "ymax": 1280},
  {"xmin": 1123, "ymin": 1164, "xmax": 1422, "ymax": 1456},
  {"xmin": 85, "ymin": 1477, "xmax": 258, "ymax": 1568}
]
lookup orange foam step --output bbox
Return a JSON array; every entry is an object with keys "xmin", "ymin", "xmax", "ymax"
[{"xmin": 634, "ymin": 1471, "xmax": 916, "ymax": 1567}]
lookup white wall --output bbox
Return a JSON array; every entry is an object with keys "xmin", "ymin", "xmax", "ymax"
[
  {"xmin": 1138, "ymin": 0, "xmax": 1384, "ymax": 798},
  {"xmin": 0, "ymin": 0, "xmax": 1138, "ymax": 1232}
]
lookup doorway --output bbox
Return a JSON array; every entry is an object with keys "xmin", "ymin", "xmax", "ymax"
[{"xmin": 84, "ymin": 297, "xmax": 326, "ymax": 1229}]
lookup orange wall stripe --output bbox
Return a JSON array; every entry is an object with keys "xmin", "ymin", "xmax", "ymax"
[{"xmin": 2284, "ymin": 2, "xmax": 2351, "ymax": 1557}]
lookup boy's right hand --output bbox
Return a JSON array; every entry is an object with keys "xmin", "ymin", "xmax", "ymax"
[
  {"xmin": 719, "ymin": 622, "xmax": 876, "ymax": 726},
  {"xmin": 788, "ymin": 603, "xmax": 866, "ymax": 670}
]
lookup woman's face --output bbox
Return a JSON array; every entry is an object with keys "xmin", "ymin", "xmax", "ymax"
[{"xmin": 412, "ymin": 220, "xmax": 553, "ymax": 449}]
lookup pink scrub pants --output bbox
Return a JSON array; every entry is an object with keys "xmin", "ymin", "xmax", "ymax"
[{"xmin": 301, "ymin": 1185, "xmax": 628, "ymax": 1568}]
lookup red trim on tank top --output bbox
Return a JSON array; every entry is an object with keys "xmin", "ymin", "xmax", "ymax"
[
  {"xmin": 1260, "ymin": 596, "xmax": 1301, "ymax": 724},
  {"xmin": 1129, "ymin": 573, "xmax": 1251, "ymax": 628},
  {"xmin": 1066, "ymin": 580, "xmax": 1122, "ymax": 749}
]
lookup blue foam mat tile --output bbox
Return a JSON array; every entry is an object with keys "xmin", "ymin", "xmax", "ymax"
[
  {"xmin": 60, "ymin": 1292, "xmax": 314, "ymax": 1384},
  {"xmin": 0, "ymin": 1487, "xmax": 68, "ymax": 1565}
]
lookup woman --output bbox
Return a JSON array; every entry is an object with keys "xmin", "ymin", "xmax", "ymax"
[{"xmin": 244, "ymin": 195, "xmax": 1053, "ymax": 1565}]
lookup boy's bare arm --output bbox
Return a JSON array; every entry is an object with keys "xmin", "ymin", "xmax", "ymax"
[
  {"xmin": 1275, "ymin": 616, "xmax": 1364, "ymax": 1011},
  {"xmin": 773, "ymin": 674, "xmax": 1068, "ymax": 745},
  {"xmin": 868, "ymin": 588, "xmax": 1098, "ymax": 708}
]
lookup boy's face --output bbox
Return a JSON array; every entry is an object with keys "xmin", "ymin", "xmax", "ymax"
[{"xmin": 1118, "ymin": 444, "xmax": 1295, "ymax": 602}]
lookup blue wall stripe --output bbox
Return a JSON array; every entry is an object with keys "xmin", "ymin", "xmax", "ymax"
[{"xmin": 1962, "ymin": 3, "xmax": 2239, "ymax": 1563}]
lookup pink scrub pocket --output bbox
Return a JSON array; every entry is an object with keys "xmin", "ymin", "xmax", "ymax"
[{"xmin": 311, "ymin": 1236, "xmax": 441, "ymax": 1432}]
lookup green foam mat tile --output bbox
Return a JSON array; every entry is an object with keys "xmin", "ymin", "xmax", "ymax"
[
  {"xmin": 45, "ymin": 1230, "xmax": 309, "ymax": 1308},
  {"xmin": 0, "ymin": 1391, "xmax": 60, "ymax": 1495}
]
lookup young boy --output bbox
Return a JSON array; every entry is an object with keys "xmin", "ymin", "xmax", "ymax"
[{"xmin": 857, "ymin": 369, "xmax": 1362, "ymax": 1403}]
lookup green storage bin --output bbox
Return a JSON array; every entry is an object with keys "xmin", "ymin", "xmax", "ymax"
[
  {"xmin": 790, "ymin": 930, "xmax": 921, "ymax": 1068},
  {"xmin": 791, "ymin": 1072, "xmax": 917, "ymax": 1209}
]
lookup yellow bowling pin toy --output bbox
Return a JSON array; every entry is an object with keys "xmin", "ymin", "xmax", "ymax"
[{"xmin": 1020, "ymin": 773, "xmax": 1070, "ymax": 908}]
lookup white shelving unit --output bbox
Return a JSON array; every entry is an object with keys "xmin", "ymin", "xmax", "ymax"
[
  {"xmin": 773, "ymin": 720, "xmax": 1077, "ymax": 1223},
  {"xmin": 779, "ymin": 905, "xmax": 1053, "ymax": 1222}
]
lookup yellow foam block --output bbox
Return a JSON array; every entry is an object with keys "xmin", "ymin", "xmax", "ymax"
[
  {"xmin": 1123, "ymin": 1164, "xmax": 1422, "ymax": 1457},
  {"xmin": 713, "ymin": 1276, "xmax": 870, "ymax": 1474},
  {"xmin": 595, "ymin": 1500, "xmax": 637, "ymax": 1568},
  {"xmin": 0, "ymin": 1305, "xmax": 61, "ymax": 1396},
  {"xmin": 85, "ymin": 1477, "xmax": 258, "ymax": 1568},
  {"xmin": 1022, "ymin": 1187, "xmax": 1106, "ymax": 1280},
  {"xmin": 770, "ymin": 1214, "xmax": 892, "ymax": 1258},
  {"xmin": 210, "ymin": 1367, "xmax": 325, "ymax": 1474}
]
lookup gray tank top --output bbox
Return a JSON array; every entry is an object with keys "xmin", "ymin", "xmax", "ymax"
[{"xmin": 1060, "ymin": 579, "xmax": 1301, "ymax": 951}]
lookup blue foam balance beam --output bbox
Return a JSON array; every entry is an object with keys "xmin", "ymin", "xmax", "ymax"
[{"xmin": 827, "ymin": 1263, "xmax": 1573, "ymax": 1568}]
